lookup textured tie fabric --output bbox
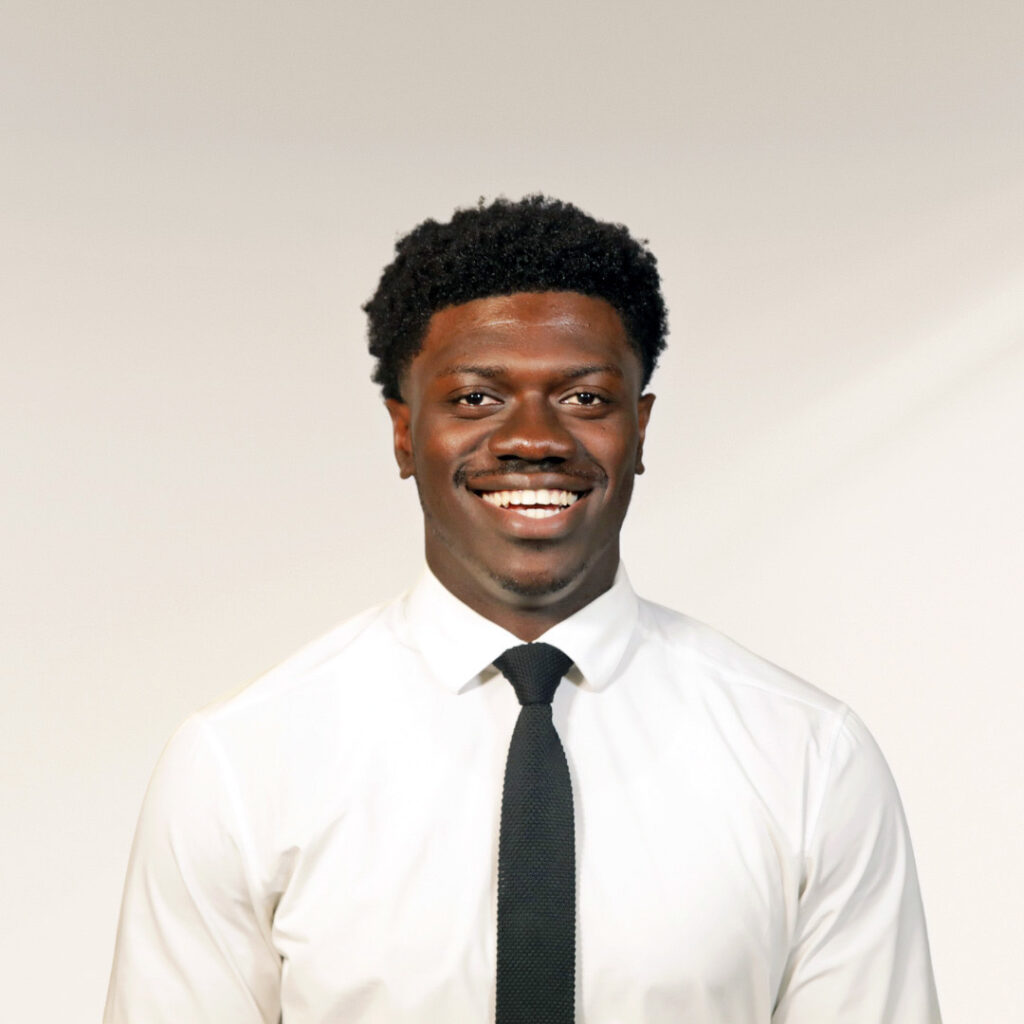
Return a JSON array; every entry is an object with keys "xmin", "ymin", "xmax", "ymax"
[{"xmin": 493, "ymin": 642, "xmax": 576, "ymax": 1024}]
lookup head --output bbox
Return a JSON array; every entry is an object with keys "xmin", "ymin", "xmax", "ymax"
[{"xmin": 364, "ymin": 196, "xmax": 668, "ymax": 637}]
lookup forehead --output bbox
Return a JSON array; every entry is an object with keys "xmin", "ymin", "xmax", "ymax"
[{"xmin": 412, "ymin": 291, "xmax": 639, "ymax": 375}]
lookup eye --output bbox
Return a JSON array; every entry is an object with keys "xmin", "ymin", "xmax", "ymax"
[
  {"xmin": 563, "ymin": 391, "xmax": 607, "ymax": 407},
  {"xmin": 454, "ymin": 391, "xmax": 500, "ymax": 407}
]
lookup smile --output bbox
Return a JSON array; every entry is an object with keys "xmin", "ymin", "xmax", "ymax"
[{"xmin": 473, "ymin": 488, "xmax": 587, "ymax": 519}]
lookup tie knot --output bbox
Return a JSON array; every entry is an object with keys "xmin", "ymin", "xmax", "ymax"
[{"xmin": 493, "ymin": 642, "xmax": 573, "ymax": 705}]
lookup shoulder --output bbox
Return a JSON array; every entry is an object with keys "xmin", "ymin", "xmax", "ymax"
[
  {"xmin": 632, "ymin": 597, "xmax": 902, "ymax": 852},
  {"xmin": 157, "ymin": 594, "xmax": 420, "ymax": 794},
  {"xmin": 146, "ymin": 595, "xmax": 415, "ymax": 840},
  {"xmin": 197, "ymin": 597, "xmax": 403, "ymax": 727},
  {"xmin": 636, "ymin": 596, "xmax": 846, "ymax": 720},
  {"xmin": 629, "ymin": 597, "xmax": 874, "ymax": 801}
]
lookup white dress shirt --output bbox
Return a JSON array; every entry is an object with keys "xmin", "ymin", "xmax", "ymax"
[{"xmin": 105, "ymin": 566, "xmax": 941, "ymax": 1023}]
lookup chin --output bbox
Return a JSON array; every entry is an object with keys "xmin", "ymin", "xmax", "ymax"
[{"xmin": 485, "ymin": 565, "xmax": 583, "ymax": 601}]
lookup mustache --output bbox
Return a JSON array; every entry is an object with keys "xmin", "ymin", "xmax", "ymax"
[{"xmin": 454, "ymin": 459, "xmax": 606, "ymax": 488}]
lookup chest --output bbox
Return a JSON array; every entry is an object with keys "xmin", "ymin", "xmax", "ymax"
[{"xmin": 267, "ymin": 704, "xmax": 799, "ymax": 1022}]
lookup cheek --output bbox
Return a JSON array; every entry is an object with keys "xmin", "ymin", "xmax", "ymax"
[
  {"xmin": 412, "ymin": 421, "xmax": 487, "ymax": 479},
  {"xmin": 581, "ymin": 423, "xmax": 638, "ymax": 473}
]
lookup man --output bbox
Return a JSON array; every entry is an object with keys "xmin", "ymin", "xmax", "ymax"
[{"xmin": 105, "ymin": 196, "xmax": 941, "ymax": 1022}]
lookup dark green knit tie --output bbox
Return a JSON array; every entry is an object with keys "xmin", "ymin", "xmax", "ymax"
[{"xmin": 493, "ymin": 642, "xmax": 576, "ymax": 1024}]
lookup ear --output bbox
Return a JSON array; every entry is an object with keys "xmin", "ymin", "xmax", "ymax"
[
  {"xmin": 635, "ymin": 392, "xmax": 655, "ymax": 475},
  {"xmin": 384, "ymin": 398, "xmax": 415, "ymax": 479}
]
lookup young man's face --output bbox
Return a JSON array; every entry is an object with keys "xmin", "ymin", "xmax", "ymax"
[{"xmin": 386, "ymin": 291, "xmax": 654, "ymax": 627}]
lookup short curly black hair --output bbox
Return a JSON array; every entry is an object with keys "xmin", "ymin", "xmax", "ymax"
[{"xmin": 363, "ymin": 195, "xmax": 668, "ymax": 400}]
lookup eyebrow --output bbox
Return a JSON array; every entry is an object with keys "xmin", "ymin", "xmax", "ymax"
[{"xmin": 438, "ymin": 363, "xmax": 624, "ymax": 380}]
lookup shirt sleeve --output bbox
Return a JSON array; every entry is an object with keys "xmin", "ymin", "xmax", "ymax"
[
  {"xmin": 772, "ymin": 709, "xmax": 942, "ymax": 1023},
  {"xmin": 104, "ymin": 714, "xmax": 282, "ymax": 1024}
]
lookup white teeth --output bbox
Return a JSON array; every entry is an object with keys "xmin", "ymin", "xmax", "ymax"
[{"xmin": 478, "ymin": 488, "xmax": 583, "ymax": 510}]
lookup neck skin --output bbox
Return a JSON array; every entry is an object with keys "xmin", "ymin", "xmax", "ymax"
[{"xmin": 426, "ymin": 542, "xmax": 619, "ymax": 642}]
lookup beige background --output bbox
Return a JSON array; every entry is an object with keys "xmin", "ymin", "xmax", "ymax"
[{"xmin": 4, "ymin": 2, "xmax": 1023, "ymax": 1020}]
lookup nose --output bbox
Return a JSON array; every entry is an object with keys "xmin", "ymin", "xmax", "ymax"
[{"xmin": 487, "ymin": 394, "xmax": 577, "ymax": 463}]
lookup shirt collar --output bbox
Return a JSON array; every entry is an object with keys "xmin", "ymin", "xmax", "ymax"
[{"xmin": 403, "ymin": 564, "xmax": 640, "ymax": 695}]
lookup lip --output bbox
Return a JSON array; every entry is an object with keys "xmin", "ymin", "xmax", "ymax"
[
  {"xmin": 466, "ymin": 477, "xmax": 594, "ymax": 538},
  {"xmin": 466, "ymin": 472, "xmax": 598, "ymax": 494}
]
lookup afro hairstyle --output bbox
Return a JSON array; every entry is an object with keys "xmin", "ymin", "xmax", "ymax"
[{"xmin": 363, "ymin": 195, "xmax": 668, "ymax": 400}]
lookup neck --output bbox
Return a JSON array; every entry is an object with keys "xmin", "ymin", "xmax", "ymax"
[
  {"xmin": 428, "ymin": 553, "xmax": 619, "ymax": 642},
  {"xmin": 469, "ymin": 600, "xmax": 585, "ymax": 644}
]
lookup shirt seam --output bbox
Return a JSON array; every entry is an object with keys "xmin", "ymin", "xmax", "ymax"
[
  {"xmin": 206, "ymin": 602, "xmax": 393, "ymax": 717},
  {"xmin": 194, "ymin": 716, "xmax": 278, "ymax": 955},
  {"xmin": 679, "ymin": 637, "xmax": 842, "ymax": 717},
  {"xmin": 802, "ymin": 704, "xmax": 852, "ymax": 869}
]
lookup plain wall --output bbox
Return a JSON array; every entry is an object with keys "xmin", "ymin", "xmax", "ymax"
[{"xmin": 3, "ymin": 2, "xmax": 1023, "ymax": 1020}]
